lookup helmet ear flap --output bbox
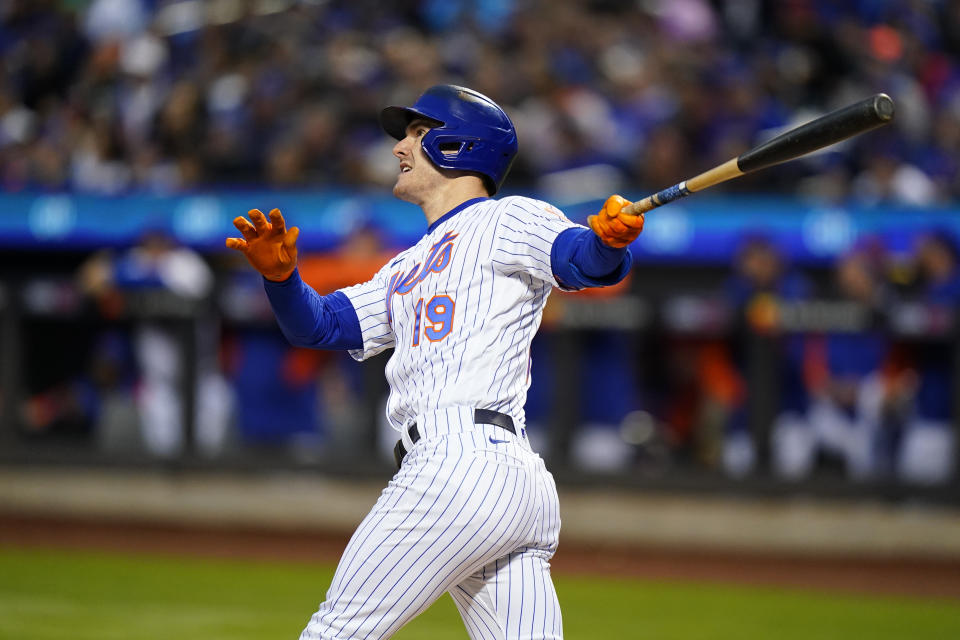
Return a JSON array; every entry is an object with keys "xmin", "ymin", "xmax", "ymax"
[
  {"xmin": 422, "ymin": 133, "xmax": 495, "ymax": 194},
  {"xmin": 424, "ymin": 133, "xmax": 482, "ymax": 162},
  {"xmin": 437, "ymin": 141, "xmax": 466, "ymax": 157}
]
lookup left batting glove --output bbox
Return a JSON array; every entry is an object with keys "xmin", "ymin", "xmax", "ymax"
[
  {"xmin": 588, "ymin": 195, "xmax": 644, "ymax": 248},
  {"xmin": 226, "ymin": 208, "xmax": 299, "ymax": 281}
]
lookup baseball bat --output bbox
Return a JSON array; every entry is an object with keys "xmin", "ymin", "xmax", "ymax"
[{"xmin": 622, "ymin": 93, "xmax": 895, "ymax": 216}]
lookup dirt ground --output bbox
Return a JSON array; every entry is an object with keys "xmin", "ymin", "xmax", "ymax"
[{"xmin": 2, "ymin": 513, "xmax": 958, "ymax": 600}]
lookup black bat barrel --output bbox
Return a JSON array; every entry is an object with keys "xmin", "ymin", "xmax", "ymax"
[{"xmin": 736, "ymin": 93, "xmax": 895, "ymax": 174}]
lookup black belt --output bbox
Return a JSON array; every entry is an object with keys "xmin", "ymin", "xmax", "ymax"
[{"xmin": 393, "ymin": 409, "xmax": 515, "ymax": 468}]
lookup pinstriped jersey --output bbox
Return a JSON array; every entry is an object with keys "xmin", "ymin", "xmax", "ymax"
[{"xmin": 339, "ymin": 195, "xmax": 582, "ymax": 431}]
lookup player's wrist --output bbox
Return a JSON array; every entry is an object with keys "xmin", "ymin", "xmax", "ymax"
[{"xmin": 263, "ymin": 266, "xmax": 296, "ymax": 282}]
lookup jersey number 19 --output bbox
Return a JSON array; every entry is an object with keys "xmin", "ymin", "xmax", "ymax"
[{"xmin": 412, "ymin": 295, "xmax": 455, "ymax": 346}]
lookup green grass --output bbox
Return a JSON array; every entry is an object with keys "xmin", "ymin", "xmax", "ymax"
[{"xmin": 1, "ymin": 546, "xmax": 958, "ymax": 639}]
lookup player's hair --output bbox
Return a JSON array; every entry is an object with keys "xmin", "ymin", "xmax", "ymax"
[{"xmin": 380, "ymin": 85, "xmax": 518, "ymax": 195}]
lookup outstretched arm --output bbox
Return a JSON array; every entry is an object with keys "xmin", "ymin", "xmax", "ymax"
[
  {"xmin": 262, "ymin": 271, "xmax": 362, "ymax": 350},
  {"xmin": 226, "ymin": 208, "xmax": 361, "ymax": 350}
]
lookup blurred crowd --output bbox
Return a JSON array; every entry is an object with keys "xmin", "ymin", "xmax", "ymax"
[
  {"xmin": 9, "ymin": 223, "xmax": 957, "ymax": 486},
  {"xmin": 4, "ymin": 0, "xmax": 960, "ymax": 486},
  {"xmin": 712, "ymin": 230, "xmax": 959, "ymax": 485},
  {"xmin": 521, "ymin": 228, "xmax": 959, "ymax": 485},
  {"xmin": 1, "ymin": 0, "xmax": 960, "ymax": 203}
]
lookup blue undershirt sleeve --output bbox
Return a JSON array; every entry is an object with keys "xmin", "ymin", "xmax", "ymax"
[
  {"xmin": 551, "ymin": 227, "xmax": 632, "ymax": 290},
  {"xmin": 262, "ymin": 269, "xmax": 363, "ymax": 350}
]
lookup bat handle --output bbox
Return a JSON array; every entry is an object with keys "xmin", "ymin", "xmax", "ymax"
[
  {"xmin": 622, "ymin": 181, "xmax": 692, "ymax": 216},
  {"xmin": 622, "ymin": 158, "xmax": 744, "ymax": 215}
]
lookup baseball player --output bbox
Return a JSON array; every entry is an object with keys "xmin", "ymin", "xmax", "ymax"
[{"xmin": 226, "ymin": 85, "xmax": 643, "ymax": 640}]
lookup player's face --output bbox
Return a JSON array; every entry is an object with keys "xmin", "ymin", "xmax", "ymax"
[{"xmin": 392, "ymin": 119, "xmax": 445, "ymax": 204}]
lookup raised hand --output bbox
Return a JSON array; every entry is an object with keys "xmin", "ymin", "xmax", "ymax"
[{"xmin": 226, "ymin": 208, "xmax": 299, "ymax": 281}]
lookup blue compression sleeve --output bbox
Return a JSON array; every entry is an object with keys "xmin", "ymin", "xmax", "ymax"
[
  {"xmin": 551, "ymin": 227, "xmax": 632, "ymax": 290},
  {"xmin": 262, "ymin": 269, "xmax": 363, "ymax": 350}
]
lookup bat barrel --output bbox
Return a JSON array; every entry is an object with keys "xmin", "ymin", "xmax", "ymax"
[
  {"xmin": 619, "ymin": 93, "xmax": 894, "ymax": 217},
  {"xmin": 736, "ymin": 93, "xmax": 895, "ymax": 174}
]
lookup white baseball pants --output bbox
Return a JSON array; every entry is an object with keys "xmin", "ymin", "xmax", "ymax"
[{"xmin": 300, "ymin": 407, "xmax": 563, "ymax": 640}]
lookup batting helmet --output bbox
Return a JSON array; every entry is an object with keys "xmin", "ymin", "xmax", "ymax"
[{"xmin": 380, "ymin": 85, "xmax": 518, "ymax": 194}]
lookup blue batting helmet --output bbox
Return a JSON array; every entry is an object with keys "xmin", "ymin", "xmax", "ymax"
[{"xmin": 380, "ymin": 85, "xmax": 518, "ymax": 194}]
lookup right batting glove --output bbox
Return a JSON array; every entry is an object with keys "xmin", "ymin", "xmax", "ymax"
[{"xmin": 588, "ymin": 195, "xmax": 644, "ymax": 248}]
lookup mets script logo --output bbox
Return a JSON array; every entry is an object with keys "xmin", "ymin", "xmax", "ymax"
[{"xmin": 386, "ymin": 231, "xmax": 458, "ymax": 325}]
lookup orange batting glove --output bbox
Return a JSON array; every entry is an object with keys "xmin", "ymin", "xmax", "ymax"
[
  {"xmin": 588, "ymin": 195, "xmax": 644, "ymax": 248},
  {"xmin": 225, "ymin": 208, "xmax": 299, "ymax": 281}
]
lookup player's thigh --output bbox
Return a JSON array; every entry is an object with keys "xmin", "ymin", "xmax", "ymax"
[
  {"xmin": 451, "ymin": 550, "xmax": 562, "ymax": 640},
  {"xmin": 301, "ymin": 446, "xmax": 538, "ymax": 639}
]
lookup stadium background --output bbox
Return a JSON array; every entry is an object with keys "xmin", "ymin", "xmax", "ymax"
[{"xmin": 1, "ymin": 1, "xmax": 960, "ymax": 638}]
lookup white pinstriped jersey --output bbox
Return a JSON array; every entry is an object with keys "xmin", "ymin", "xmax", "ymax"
[{"xmin": 340, "ymin": 195, "xmax": 582, "ymax": 431}]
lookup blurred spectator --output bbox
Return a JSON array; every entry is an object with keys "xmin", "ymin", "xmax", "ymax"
[
  {"xmin": 722, "ymin": 235, "xmax": 812, "ymax": 476},
  {"xmin": 572, "ymin": 330, "xmax": 644, "ymax": 471},
  {"xmin": 86, "ymin": 330, "xmax": 142, "ymax": 454},
  {"xmin": 527, "ymin": 276, "xmax": 642, "ymax": 471},
  {"xmin": 851, "ymin": 146, "xmax": 940, "ymax": 206},
  {"xmin": 223, "ymin": 319, "xmax": 326, "ymax": 455},
  {"xmin": 24, "ymin": 328, "xmax": 143, "ymax": 454},
  {"xmin": 651, "ymin": 336, "xmax": 744, "ymax": 471},
  {"xmin": 0, "ymin": 1, "xmax": 957, "ymax": 202},
  {"xmin": 900, "ymin": 231, "xmax": 960, "ymax": 484},
  {"xmin": 779, "ymin": 249, "xmax": 908, "ymax": 480},
  {"xmin": 78, "ymin": 230, "xmax": 233, "ymax": 458}
]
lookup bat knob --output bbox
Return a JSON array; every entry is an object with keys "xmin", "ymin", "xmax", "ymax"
[{"xmin": 873, "ymin": 93, "xmax": 895, "ymax": 122}]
